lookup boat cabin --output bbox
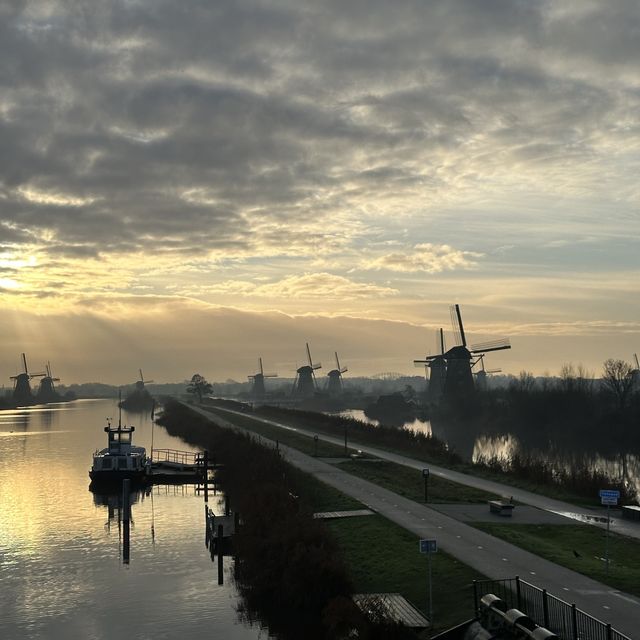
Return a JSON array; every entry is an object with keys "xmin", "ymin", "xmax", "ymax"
[{"xmin": 90, "ymin": 423, "xmax": 149, "ymax": 481}]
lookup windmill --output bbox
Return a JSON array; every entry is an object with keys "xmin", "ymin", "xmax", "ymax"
[
  {"xmin": 248, "ymin": 357, "xmax": 278, "ymax": 398},
  {"xmin": 414, "ymin": 328, "xmax": 447, "ymax": 406},
  {"xmin": 473, "ymin": 354, "xmax": 501, "ymax": 392},
  {"xmin": 631, "ymin": 353, "xmax": 640, "ymax": 386},
  {"xmin": 292, "ymin": 343, "xmax": 321, "ymax": 398},
  {"xmin": 443, "ymin": 304, "xmax": 510, "ymax": 402},
  {"xmin": 10, "ymin": 353, "xmax": 44, "ymax": 404},
  {"xmin": 136, "ymin": 369, "xmax": 154, "ymax": 391},
  {"xmin": 326, "ymin": 352, "xmax": 348, "ymax": 395},
  {"xmin": 37, "ymin": 361, "xmax": 61, "ymax": 402}
]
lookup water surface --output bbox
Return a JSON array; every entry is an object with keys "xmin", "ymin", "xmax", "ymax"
[{"xmin": 0, "ymin": 399, "xmax": 267, "ymax": 640}]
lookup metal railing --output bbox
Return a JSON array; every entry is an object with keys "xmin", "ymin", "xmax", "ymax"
[
  {"xmin": 473, "ymin": 577, "xmax": 630, "ymax": 640},
  {"xmin": 151, "ymin": 448, "xmax": 199, "ymax": 465}
]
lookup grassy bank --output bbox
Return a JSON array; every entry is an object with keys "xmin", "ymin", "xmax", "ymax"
[
  {"xmin": 328, "ymin": 515, "xmax": 485, "ymax": 635},
  {"xmin": 337, "ymin": 459, "xmax": 499, "ymax": 504},
  {"xmin": 234, "ymin": 403, "xmax": 622, "ymax": 507},
  {"xmin": 203, "ymin": 405, "xmax": 353, "ymax": 458},
  {"xmin": 163, "ymin": 401, "xmax": 486, "ymax": 637},
  {"xmin": 472, "ymin": 523, "xmax": 640, "ymax": 597}
]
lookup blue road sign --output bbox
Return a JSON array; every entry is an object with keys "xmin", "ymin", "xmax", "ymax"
[
  {"xmin": 599, "ymin": 489, "xmax": 620, "ymax": 505},
  {"xmin": 420, "ymin": 539, "xmax": 437, "ymax": 554}
]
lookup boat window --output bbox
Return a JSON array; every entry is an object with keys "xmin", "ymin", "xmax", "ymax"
[
  {"xmin": 102, "ymin": 458, "xmax": 112, "ymax": 469},
  {"xmin": 118, "ymin": 457, "xmax": 128, "ymax": 469},
  {"xmin": 120, "ymin": 432, "xmax": 132, "ymax": 444}
]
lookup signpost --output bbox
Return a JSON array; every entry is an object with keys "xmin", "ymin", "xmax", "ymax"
[
  {"xmin": 419, "ymin": 539, "xmax": 437, "ymax": 624},
  {"xmin": 422, "ymin": 468, "xmax": 430, "ymax": 503},
  {"xmin": 599, "ymin": 489, "xmax": 620, "ymax": 574}
]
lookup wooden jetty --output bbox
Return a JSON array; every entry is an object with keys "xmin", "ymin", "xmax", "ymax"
[{"xmin": 149, "ymin": 448, "xmax": 219, "ymax": 486}]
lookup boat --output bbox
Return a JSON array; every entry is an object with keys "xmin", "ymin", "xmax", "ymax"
[{"xmin": 89, "ymin": 420, "xmax": 151, "ymax": 486}]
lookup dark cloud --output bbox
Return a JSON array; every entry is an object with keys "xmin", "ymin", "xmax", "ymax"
[{"xmin": 1, "ymin": 0, "xmax": 638, "ymax": 264}]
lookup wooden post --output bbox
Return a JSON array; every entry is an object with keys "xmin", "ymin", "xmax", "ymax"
[
  {"xmin": 122, "ymin": 479, "xmax": 131, "ymax": 565},
  {"xmin": 217, "ymin": 524, "xmax": 224, "ymax": 585},
  {"xmin": 203, "ymin": 450, "xmax": 209, "ymax": 504}
]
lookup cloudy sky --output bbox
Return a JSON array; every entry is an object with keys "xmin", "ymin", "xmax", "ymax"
[{"xmin": 1, "ymin": 0, "xmax": 639, "ymax": 383}]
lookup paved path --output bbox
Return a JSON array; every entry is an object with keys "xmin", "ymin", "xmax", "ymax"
[
  {"xmin": 210, "ymin": 405, "xmax": 640, "ymax": 540},
  {"xmin": 192, "ymin": 404, "xmax": 640, "ymax": 637}
]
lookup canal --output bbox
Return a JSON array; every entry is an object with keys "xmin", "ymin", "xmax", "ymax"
[{"xmin": 0, "ymin": 399, "xmax": 267, "ymax": 640}]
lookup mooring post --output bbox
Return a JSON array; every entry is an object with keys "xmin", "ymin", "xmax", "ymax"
[
  {"xmin": 203, "ymin": 450, "xmax": 209, "ymax": 504},
  {"xmin": 217, "ymin": 524, "xmax": 224, "ymax": 585},
  {"xmin": 122, "ymin": 478, "xmax": 131, "ymax": 565}
]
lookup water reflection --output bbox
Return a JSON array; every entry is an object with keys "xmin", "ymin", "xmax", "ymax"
[
  {"xmin": 0, "ymin": 399, "xmax": 266, "ymax": 640},
  {"xmin": 335, "ymin": 408, "xmax": 640, "ymax": 500}
]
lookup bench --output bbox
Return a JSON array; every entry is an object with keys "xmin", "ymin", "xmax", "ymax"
[{"xmin": 489, "ymin": 500, "xmax": 515, "ymax": 516}]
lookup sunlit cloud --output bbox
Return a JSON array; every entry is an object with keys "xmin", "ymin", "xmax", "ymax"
[
  {"xmin": 362, "ymin": 243, "xmax": 483, "ymax": 273},
  {"xmin": 190, "ymin": 273, "xmax": 398, "ymax": 300}
]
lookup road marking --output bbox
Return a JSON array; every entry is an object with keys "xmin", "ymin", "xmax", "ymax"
[
  {"xmin": 477, "ymin": 546, "xmax": 483, "ymax": 550},
  {"xmin": 603, "ymin": 605, "xmax": 610, "ymax": 610},
  {"xmin": 563, "ymin": 588, "xmax": 570, "ymax": 592},
  {"xmin": 610, "ymin": 592, "xmax": 640, "ymax": 605},
  {"xmin": 502, "ymin": 558, "xmax": 508, "ymax": 561},
  {"xmin": 529, "ymin": 572, "xmax": 536, "ymax": 575},
  {"xmin": 456, "ymin": 535, "xmax": 461, "ymax": 539}
]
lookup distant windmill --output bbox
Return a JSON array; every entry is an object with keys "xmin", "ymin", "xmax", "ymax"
[
  {"xmin": 136, "ymin": 369, "xmax": 154, "ymax": 391},
  {"xmin": 37, "ymin": 361, "xmax": 61, "ymax": 402},
  {"xmin": 248, "ymin": 357, "xmax": 278, "ymax": 398},
  {"xmin": 327, "ymin": 352, "xmax": 348, "ymax": 396},
  {"xmin": 631, "ymin": 353, "xmax": 640, "ymax": 386},
  {"xmin": 292, "ymin": 343, "xmax": 321, "ymax": 398},
  {"xmin": 414, "ymin": 328, "xmax": 447, "ymax": 406},
  {"xmin": 473, "ymin": 354, "xmax": 501, "ymax": 392},
  {"xmin": 443, "ymin": 304, "xmax": 510, "ymax": 402},
  {"xmin": 10, "ymin": 353, "xmax": 44, "ymax": 405}
]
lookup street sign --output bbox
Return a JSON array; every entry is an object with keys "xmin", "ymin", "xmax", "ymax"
[
  {"xmin": 599, "ymin": 490, "xmax": 620, "ymax": 506},
  {"xmin": 419, "ymin": 539, "xmax": 437, "ymax": 554},
  {"xmin": 422, "ymin": 468, "xmax": 430, "ymax": 477}
]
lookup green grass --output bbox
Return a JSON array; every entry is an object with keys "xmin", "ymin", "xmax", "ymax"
[
  {"xmin": 472, "ymin": 523, "xmax": 640, "ymax": 597},
  {"xmin": 337, "ymin": 459, "xmax": 500, "ymax": 504},
  {"xmin": 289, "ymin": 465, "xmax": 363, "ymax": 512},
  {"xmin": 203, "ymin": 406, "xmax": 352, "ymax": 458},
  {"xmin": 327, "ymin": 515, "xmax": 486, "ymax": 635},
  {"xmin": 248, "ymin": 404, "xmax": 611, "ymax": 508}
]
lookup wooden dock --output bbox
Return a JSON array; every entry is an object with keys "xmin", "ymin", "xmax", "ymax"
[{"xmin": 149, "ymin": 448, "xmax": 220, "ymax": 485}]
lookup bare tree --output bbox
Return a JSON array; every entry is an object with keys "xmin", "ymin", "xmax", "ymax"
[
  {"xmin": 187, "ymin": 373, "xmax": 213, "ymax": 403},
  {"xmin": 510, "ymin": 370, "xmax": 536, "ymax": 393},
  {"xmin": 601, "ymin": 359, "xmax": 635, "ymax": 410}
]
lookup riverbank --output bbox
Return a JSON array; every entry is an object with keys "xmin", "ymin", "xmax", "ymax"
[
  {"xmin": 246, "ymin": 403, "xmax": 633, "ymax": 506},
  {"xmin": 158, "ymin": 400, "xmax": 490, "ymax": 636}
]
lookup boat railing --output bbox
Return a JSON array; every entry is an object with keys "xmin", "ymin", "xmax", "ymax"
[{"xmin": 151, "ymin": 448, "xmax": 199, "ymax": 466}]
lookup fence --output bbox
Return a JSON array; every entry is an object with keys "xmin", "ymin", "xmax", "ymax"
[
  {"xmin": 151, "ymin": 448, "xmax": 199, "ymax": 465},
  {"xmin": 473, "ymin": 577, "xmax": 631, "ymax": 640}
]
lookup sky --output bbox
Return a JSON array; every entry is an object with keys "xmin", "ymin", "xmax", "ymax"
[{"xmin": 1, "ymin": 0, "xmax": 639, "ymax": 384}]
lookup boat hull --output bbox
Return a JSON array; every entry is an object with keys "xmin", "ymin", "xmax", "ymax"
[{"xmin": 89, "ymin": 469, "xmax": 149, "ymax": 487}]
